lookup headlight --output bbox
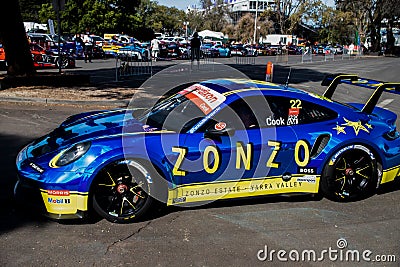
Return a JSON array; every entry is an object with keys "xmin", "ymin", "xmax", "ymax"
[{"xmin": 49, "ymin": 142, "xmax": 91, "ymax": 168}]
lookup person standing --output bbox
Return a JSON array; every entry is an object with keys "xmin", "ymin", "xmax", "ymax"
[
  {"xmin": 83, "ymin": 33, "xmax": 93, "ymax": 63},
  {"xmin": 190, "ymin": 32, "xmax": 201, "ymax": 68},
  {"xmin": 349, "ymin": 43, "xmax": 355, "ymax": 55},
  {"xmin": 151, "ymin": 37, "xmax": 160, "ymax": 61},
  {"xmin": 74, "ymin": 34, "xmax": 84, "ymax": 58}
]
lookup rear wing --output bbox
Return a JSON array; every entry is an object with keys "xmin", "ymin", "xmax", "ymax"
[{"xmin": 321, "ymin": 74, "xmax": 400, "ymax": 114}]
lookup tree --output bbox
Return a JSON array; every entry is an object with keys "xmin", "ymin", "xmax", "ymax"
[
  {"xmin": 336, "ymin": 0, "xmax": 400, "ymax": 52},
  {"xmin": 20, "ymin": 0, "xmax": 48, "ymax": 22},
  {"xmin": 228, "ymin": 13, "xmax": 274, "ymax": 43},
  {"xmin": 0, "ymin": 0, "xmax": 35, "ymax": 75},
  {"xmin": 39, "ymin": 0, "xmax": 142, "ymax": 36},
  {"xmin": 199, "ymin": 0, "xmax": 231, "ymax": 32},
  {"xmin": 265, "ymin": 0, "xmax": 308, "ymax": 34}
]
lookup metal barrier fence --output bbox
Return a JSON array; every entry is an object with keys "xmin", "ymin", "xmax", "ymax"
[
  {"xmin": 115, "ymin": 52, "xmax": 152, "ymax": 81},
  {"xmin": 188, "ymin": 52, "xmax": 216, "ymax": 70},
  {"xmin": 301, "ymin": 49, "xmax": 313, "ymax": 63},
  {"xmin": 324, "ymin": 51, "xmax": 335, "ymax": 61},
  {"xmin": 342, "ymin": 48, "xmax": 351, "ymax": 59},
  {"xmin": 275, "ymin": 51, "xmax": 289, "ymax": 64},
  {"xmin": 235, "ymin": 56, "xmax": 256, "ymax": 65}
]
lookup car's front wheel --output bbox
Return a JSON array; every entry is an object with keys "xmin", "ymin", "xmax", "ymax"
[
  {"xmin": 92, "ymin": 160, "xmax": 154, "ymax": 223},
  {"xmin": 320, "ymin": 144, "xmax": 380, "ymax": 201}
]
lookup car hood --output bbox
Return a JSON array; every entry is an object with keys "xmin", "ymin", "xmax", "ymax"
[{"xmin": 27, "ymin": 109, "xmax": 149, "ymax": 157}]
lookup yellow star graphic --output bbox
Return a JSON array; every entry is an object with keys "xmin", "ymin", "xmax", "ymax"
[
  {"xmin": 342, "ymin": 118, "xmax": 370, "ymax": 136},
  {"xmin": 365, "ymin": 123, "xmax": 373, "ymax": 129},
  {"xmin": 333, "ymin": 125, "xmax": 346, "ymax": 135}
]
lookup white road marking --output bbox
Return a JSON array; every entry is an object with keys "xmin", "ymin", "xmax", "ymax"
[
  {"xmin": 377, "ymin": 99, "xmax": 394, "ymax": 108},
  {"xmin": 0, "ymin": 113, "xmax": 41, "ymax": 126}
]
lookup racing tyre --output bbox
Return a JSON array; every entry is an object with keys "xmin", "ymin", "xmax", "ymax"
[
  {"xmin": 92, "ymin": 160, "xmax": 155, "ymax": 223},
  {"xmin": 321, "ymin": 145, "xmax": 381, "ymax": 201},
  {"xmin": 56, "ymin": 57, "xmax": 69, "ymax": 69}
]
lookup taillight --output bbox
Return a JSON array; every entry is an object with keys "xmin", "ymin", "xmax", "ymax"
[{"xmin": 384, "ymin": 128, "xmax": 400, "ymax": 140}]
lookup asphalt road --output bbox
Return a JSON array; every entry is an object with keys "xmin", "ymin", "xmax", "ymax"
[{"xmin": 1, "ymin": 56, "xmax": 400, "ymax": 266}]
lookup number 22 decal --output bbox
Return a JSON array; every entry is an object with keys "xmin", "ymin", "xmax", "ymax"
[{"xmin": 290, "ymin": 99, "xmax": 302, "ymax": 109}]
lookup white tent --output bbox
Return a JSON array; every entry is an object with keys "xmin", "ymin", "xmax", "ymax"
[{"xmin": 197, "ymin": 30, "xmax": 227, "ymax": 40}]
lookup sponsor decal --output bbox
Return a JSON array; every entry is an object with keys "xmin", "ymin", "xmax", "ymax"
[
  {"xmin": 172, "ymin": 197, "xmax": 187, "ymax": 204},
  {"xmin": 180, "ymin": 84, "xmax": 226, "ymax": 115},
  {"xmin": 214, "ymin": 122, "xmax": 227, "ymax": 131},
  {"xmin": 48, "ymin": 197, "xmax": 71, "ymax": 204},
  {"xmin": 287, "ymin": 115, "xmax": 299, "ymax": 125},
  {"xmin": 171, "ymin": 139, "xmax": 311, "ymax": 176},
  {"xmin": 48, "ymin": 190, "xmax": 70, "ymax": 196},
  {"xmin": 297, "ymin": 175, "xmax": 317, "ymax": 184},
  {"xmin": 289, "ymin": 108, "xmax": 300, "ymax": 116},
  {"xmin": 29, "ymin": 162, "xmax": 44, "ymax": 174},
  {"xmin": 282, "ymin": 172, "xmax": 292, "ymax": 182},
  {"xmin": 142, "ymin": 125, "xmax": 158, "ymax": 132},
  {"xmin": 168, "ymin": 176, "xmax": 320, "ymax": 205},
  {"xmin": 298, "ymin": 167, "xmax": 317, "ymax": 174},
  {"xmin": 266, "ymin": 116, "xmax": 286, "ymax": 126},
  {"xmin": 189, "ymin": 106, "xmax": 222, "ymax": 134}
]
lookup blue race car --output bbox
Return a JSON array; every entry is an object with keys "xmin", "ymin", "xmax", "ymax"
[{"xmin": 15, "ymin": 74, "xmax": 400, "ymax": 223}]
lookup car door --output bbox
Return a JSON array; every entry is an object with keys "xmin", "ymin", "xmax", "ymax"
[{"xmin": 173, "ymin": 95, "xmax": 299, "ymax": 186}]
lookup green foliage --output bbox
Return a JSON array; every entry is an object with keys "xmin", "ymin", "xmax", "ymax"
[
  {"xmin": 22, "ymin": 0, "xmax": 400, "ymax": 47},
  {"xmin": 37, "ymin": 0, "xmax": 141, "ymax": 36},
  {"xmin": 20, "ymin": 0, "xmax": 48, "ymax": 21}
]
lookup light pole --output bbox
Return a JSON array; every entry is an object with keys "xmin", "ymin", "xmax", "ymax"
[
  {"xmin": 253, "ymin": 0, "xmax": 259, "ymax": 44},
  {"xmin": 183, "ymin": 21, "xmax": 189, "ymax": 40}
]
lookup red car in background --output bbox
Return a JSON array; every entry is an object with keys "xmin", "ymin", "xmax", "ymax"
[
  {"xmin": 0, "ymin": 42, "xmax": 75, "ymax": 70},
  {"xmin": 0, "ymin": 44, "xmax": 6, "ymax": 69}
]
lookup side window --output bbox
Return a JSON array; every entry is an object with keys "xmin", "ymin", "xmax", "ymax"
[
  {"xmin": 266, "ymin": 96, "xmax": 337, "ymax": 126},
  {"xmin": 209, "ymin": 96, "xmax": 271, "ymax": 130},
  {"xmin": 297, "ymin": 100, "xmax": 338, "ymax": 124}
]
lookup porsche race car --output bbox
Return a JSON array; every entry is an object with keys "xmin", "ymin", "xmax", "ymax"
[{"xmin": 15, "ymin": 74, "xmax": 400, "ymax": 223}]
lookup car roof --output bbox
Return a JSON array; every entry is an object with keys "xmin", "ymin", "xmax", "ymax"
[
  {"xmin": 195, "ymin": 79, "xmax": 350, "ymax": 114},
  {"xmin": 199, "ymin": 79, "xmax": 304, "ymax": 95}
]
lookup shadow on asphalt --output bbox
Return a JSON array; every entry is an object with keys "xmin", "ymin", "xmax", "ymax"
[
  {"xmin": 0, "ymin": 133, "xmax": 51, "ymax": 233},
  {"xmin": 61, "ymin": 62, "xmax": 333, "ymax": 105}
]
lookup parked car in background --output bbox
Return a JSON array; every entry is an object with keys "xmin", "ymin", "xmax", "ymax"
[
  {"xmin": 230, "ymin": 44, "xmax": 248, "ymax": 56},
  {"xmin": 332, "ymin": 44, "xmax": 343, "ymax": 54},
  {"xmin": 201, "ymin": 43, "xmax": 220, "ymax": 58},
  {"xmin": 118, "ymin": 43, "xmax": 149, "ymax": 61},
  {"xmin": 313, "ymin": 44, "xmax": 326, "ymax": 55},
  {"xmin": 30, "ymin": 43, "xmax": 75, "ymax": 69},
  {"xmin": 212, "ymin": 44, "xmax": 230, "ymax": 57},
  {"xmin": 91, "ymin": 35, "xmax": 106, "ymax": 47},
  {"xmin": 27, "ymin": 33, "xmax": 56, "ymax": 48},
  {"xmin": 255, "ymin": 45, "xmax": 277, "ymax": 56},
  {"xmin": 287, "ymin": 45, "xmax": 302, "ymax": 55},
  {"xmin": 244, "ymin": 45, "xmax": 258, "ymax": 56}
]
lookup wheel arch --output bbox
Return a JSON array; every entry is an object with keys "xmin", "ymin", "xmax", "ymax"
[
  {"xmin": 319, "ymin": 139, "xmax": 383, "ymax": 201},
  {"xmin": 83, "ymin": 150, "xmax": 171, "ymax": 205},
  {"xmin": 320, "ymin": 139, "xmax": 384, "ymax": 173}
]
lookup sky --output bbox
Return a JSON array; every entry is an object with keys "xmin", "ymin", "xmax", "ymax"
[
  {"xmin": 157, "ymin": 0, "xmax": 199, "ymax": 10},
  {"xmin": 157, "ymin": 0, "xmax": 335, "ymax": 10}
]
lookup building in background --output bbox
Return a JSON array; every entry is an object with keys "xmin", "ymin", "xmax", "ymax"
[{"xmin": 188, "ymin": 0, "xmax": 277, "ymax": 25}]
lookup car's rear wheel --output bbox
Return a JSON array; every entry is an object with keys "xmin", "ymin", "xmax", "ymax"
[
  {"xmin": 92, "ymin": 160, "xmax": 154, "ymax": 223},
  {"xmin": 321, "ymin": 145, "xmax": 380, "ymax": 201}
]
